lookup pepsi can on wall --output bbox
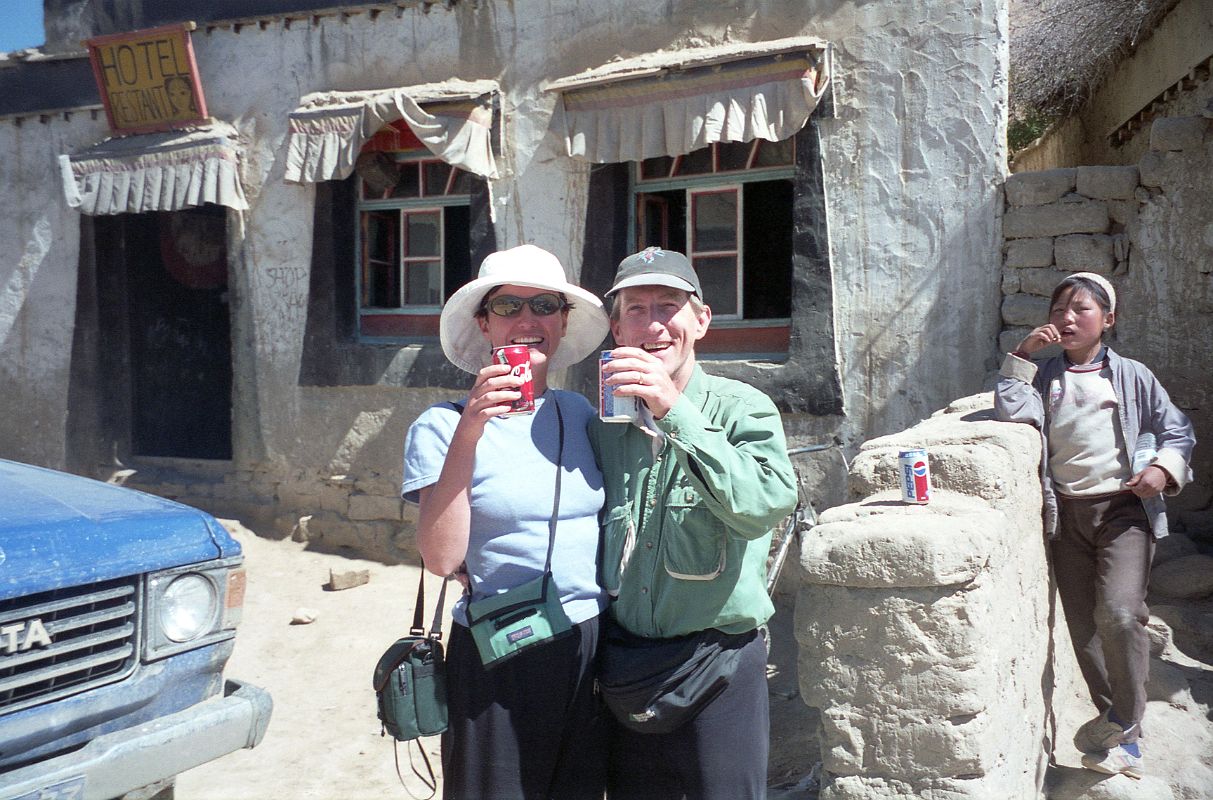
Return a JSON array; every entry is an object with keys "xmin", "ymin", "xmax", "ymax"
[{"xmin": 899, "ymin": 448, "xmax": 931, "ymax": 504}]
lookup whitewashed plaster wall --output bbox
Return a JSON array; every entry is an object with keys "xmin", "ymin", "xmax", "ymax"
[
  {"xmin": 0, "ymin": 111, "xmax": 107, "ymax": 467},
  {"xmin": 0, "ymin": 0, "xmax": 1008, "ymax": 537}
]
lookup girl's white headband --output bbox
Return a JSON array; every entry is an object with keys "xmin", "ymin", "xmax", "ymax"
[{"xmin": 1067, "ymin": 272, "xmax": 1116, "ymax": 313}]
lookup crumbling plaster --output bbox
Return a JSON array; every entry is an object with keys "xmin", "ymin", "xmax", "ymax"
[{"xmin": 0, "ymin": 0, "xmax": 1008, "ymax": 553}]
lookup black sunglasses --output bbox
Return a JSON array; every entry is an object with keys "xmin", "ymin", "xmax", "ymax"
[{"xmin": 483, "ymin": 293, "xmax": 568, "ymax": 317}]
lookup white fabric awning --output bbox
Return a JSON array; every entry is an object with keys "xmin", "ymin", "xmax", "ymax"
[
  {"xmin": 59, "ymin": 121, "xmax": 248, "ymax": 216},
  {"xmin": 284, "ymin": 80, "xmax": 500, "ymax": 183},
  {"xmin": 549, "ymin": 37, "xmax": 831, "ymax": 164}
]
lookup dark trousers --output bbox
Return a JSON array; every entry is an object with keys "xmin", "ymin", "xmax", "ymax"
[
  {"xmin": 442, "ymin": 616, "xmax": 606, "ymax": 800},
  {"xmin": 607, "ymin": 630, "xmax": 769, "ymax": 800},
  {"xmin": 1053, "ymin": 491, "xmax": 1154, "ymax": 742}
]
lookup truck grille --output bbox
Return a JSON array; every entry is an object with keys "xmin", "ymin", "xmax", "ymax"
[{"xmin": 0, "ymin": 577, "xmax": 139, "ymax": 714}]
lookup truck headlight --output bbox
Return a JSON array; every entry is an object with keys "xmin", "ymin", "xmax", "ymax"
[
  {"xmin": 145, "ymin": 558, "xmax": 243, "ymax": 660},
  {"xmin": 160, "ymin": 574, "xmax": 219, "ymax": 642}
]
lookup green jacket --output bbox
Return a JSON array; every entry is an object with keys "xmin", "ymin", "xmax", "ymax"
[{"xmin": 588, "ymin": 366, "xmax": 798, "ymax": 638}]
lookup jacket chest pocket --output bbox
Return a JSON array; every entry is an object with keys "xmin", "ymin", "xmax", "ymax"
[
  {"xmin": 661, "ymin": 485, "xmax": 725, "ymax": 580},
  {"xmin": 602, "ymin": 505, "xmax": 635, "ymax": 596}
]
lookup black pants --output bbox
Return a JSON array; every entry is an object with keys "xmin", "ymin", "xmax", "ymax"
[
  {"xmin": 607, "ymin": 629, "xmax": 769, "ymax": 800},
  {"xmin": 1053, "ymin": 491, "xmax": 1154, "ymax": 742},
  {"xmin": 442, "ymin": 616, "xmax": 606, "ymax": 800}
]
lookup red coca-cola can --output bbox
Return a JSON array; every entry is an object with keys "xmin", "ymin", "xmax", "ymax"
[{"xmin": 492, "ymin": 345, "xmax": 535, "ymax": 416}]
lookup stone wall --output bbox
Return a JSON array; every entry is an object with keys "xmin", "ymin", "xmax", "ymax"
[
  {"xmin": 999, "ymin": 112, "xmax": 1213, "ymax": 515},
  {"xmin": 796, "ymin": 395, "xmax": 1057, "ymax": 799},
  {"xmin": 796, "ymin": 394, "xmax": 1213, "ymax": 799}
]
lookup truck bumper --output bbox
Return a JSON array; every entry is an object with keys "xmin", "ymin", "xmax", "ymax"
[{"xmin": 0, "ymin": 679, "xmax": 272, "ymax": 800}]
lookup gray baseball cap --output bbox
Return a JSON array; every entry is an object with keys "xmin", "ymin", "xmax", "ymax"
[{"xmin": 606, "ymin": 247, "xmax": 702, "ymax": 297}]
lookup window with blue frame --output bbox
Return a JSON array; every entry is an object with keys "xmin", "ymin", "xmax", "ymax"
[
  {"xmin": 632, "ymin": 138, "xmax": 794, "ymax": 323},
  {"xmin": 354, "ymin": 123, "xmax": 481, "ymax": 338}
]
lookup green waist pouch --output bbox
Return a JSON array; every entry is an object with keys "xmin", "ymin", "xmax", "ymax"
[{"xmin": 465, "ymin": 572, "xmax": 572, "ymax": 667}]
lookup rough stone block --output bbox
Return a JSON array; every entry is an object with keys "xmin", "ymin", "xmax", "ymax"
[
  {"xmin": 1004, "ymin": 200, "xmax": 1109, "ymax": 238},
  {"xmin": 1153, "ymin": 531, "xmax": 1199, "ymax": 565},
  {"xmin": 1149, "ymin": 553, "xmax": 1213, "ymax": 599},
  {"xmin": 1054, "ymin": 234, "xmax": 1115, "ymax": 273},
  {"xmin": 1107, "ymin": 199, "xmax": 1138, "ymax": 227},
  {"xmin": 1152, "ymin": 603, "xmax": 1213, "ymax": 663},
  {"xmin": 290, "ymin": 514, "xmax": 313, "ymax": 543},
  {"xmin": 1147, "ymin": 658, "xmax": 1192, "ymax": 705},
  {"xmin": 1005, "ymin": 237, "xmax": 1054, "ymax": 268},
  {"xmin": 319, "ymin": 483, "xmax": 350, "ymax": 513},
  {"xmin": 1047, "ymin": 769, "xmax": 1176, "ymax": 800},
  {"xmin": 1137, "ymin": 149, "xmax": 1166, "ymax": 187},
  {"xmin": 1005, "ymin": 168, "xmax": 1075, "ymax": 206},
  {"xmin": 1001, "ymin": 292, "xmax": 1050, "ymax": 326},
  {"xmin": 999, "ymin": 327, "xmax": 1031, "ymax": 355},
  {"xmin": 277, "ymin": 486, "xmax": 320, "ymax": 514},
  {"xmin": 348, "ymin": 493, "xmax": 403, "ymax": 521},
  {"xmin": 1150, "ymin": 116, "xmax": 1209, "ymax": 152},
  {"xmin": 1001, "ymin": 270, "xmax": 1020, "ymax": 295},
  {"xmin": 801, "ymin": 501, "xmax": 1005, "ymax": 588},
  {"xmin": 328, "ymin": 568, "xmax": 370, "ymax": 591},
  {"xmin": 1075, "ymin": 165, "xmax": 1139, "ymax": 200},
  {"xmin": 1018, "ymin": 267, "xmax": 1062, "ymax": 297}
]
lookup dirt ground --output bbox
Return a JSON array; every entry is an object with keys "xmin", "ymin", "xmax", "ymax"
[{"xmin": 174, "ymin": 520, "xmax": 821, "ymax": 799}]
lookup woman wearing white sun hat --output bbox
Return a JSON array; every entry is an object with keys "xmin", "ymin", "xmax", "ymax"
[{"xmin": 402, "ymin": 244, "xmax": 610, "ymax": 799}]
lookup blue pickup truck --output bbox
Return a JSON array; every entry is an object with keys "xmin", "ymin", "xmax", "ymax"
[{"xmin": 0, "ymin": 459, "xmax": 272, "ymax": 800}]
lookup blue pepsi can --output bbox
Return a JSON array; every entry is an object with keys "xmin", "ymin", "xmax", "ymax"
[{"xmin": 599, "ymin": 351, "xmax": 641, "ymax": 423}]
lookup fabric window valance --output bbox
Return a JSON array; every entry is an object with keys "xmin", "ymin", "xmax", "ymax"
[
  {"xmin": 550, "ymin": 38, "xmax": 831, "ymax": 164},
  {"xmin": 284, "ymin": 80, "xmax": 500, "ymax": 183},
  {"xmin": 59, "ymin": 121, "xmax": 247, "ymax": 216}
]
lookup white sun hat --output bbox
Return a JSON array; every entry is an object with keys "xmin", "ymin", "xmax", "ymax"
[{"xmin": 439, "ymin": 244, "xmax": 609, "ymax": 374}]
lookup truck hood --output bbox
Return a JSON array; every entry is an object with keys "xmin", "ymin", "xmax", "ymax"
[{"xmin": 0, "ymin": 460, "xmax": 236, "ymax": 600}]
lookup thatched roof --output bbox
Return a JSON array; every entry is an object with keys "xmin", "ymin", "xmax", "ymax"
[{"xmin": 1009, "ymin": 0, "xmax": 1182, "ymax": 122}]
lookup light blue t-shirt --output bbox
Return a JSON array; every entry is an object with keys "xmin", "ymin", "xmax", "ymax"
[{"xmin": 402, "ymin": 390, "xmax": 606, "ymax": 627}]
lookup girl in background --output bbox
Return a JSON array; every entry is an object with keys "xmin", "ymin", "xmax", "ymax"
[{"xmin": 995, "ymin": 271, "xmax": 1195, "ymax": 779}]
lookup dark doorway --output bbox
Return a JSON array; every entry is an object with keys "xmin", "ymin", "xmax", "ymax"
[{"xmin": 111, "ymin": 207, "xmax": 233, "ymax": 459}]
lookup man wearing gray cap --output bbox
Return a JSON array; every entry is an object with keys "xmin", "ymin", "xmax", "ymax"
[{"xmin": 590, "ymin": 247, "xmax": 798, "ymax": 799}]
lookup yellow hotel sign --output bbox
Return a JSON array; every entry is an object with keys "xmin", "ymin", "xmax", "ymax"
[{"xmin": 86, "ymin": 23, "xmax": 208, "ymax": 134}]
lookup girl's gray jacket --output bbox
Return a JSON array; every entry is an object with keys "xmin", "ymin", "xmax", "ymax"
[{"xmin": 994, "ymin": 347, "xmax": 1195, "ymax": 539}]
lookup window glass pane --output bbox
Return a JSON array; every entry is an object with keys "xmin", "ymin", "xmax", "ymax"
[
  {"xmin": 406, "ymin": 212, "xmax": 441, "ymax": 257},
  {"xmin": 362, "ymin": 210, "xmax": 400, "ymax": 308},
  {"xmin": 640, "ymin": 156, "xmax": 674, "ymax": 180},
  {"xmin": 717, "ymin": 141, "xmax": 753, "ymax": 172},
  {"xmin": 364, "ymin": 210, "xmax": 397, "ymax": 263},
  {"xmin": 692, "ymin": 191, "xmax": 737, "ymax": 252},
  {"xmin": 423, "ymin": 161, "xmax": 452, "ymax": 196},
  {"xmin": 752, "ymin": 137, "xmax": 794, "ymax": 167},
  {"xmin": 676, "ymin": 147, "xmax": 712, "ymax": 176},
  {"xmin": 448, "ymin": 168, "xmax": 473, "ymax": 196},
  {"xmin": 743, "ymin": 180, "xmax": 793, "ymax": 319},
  {"xmin": 638, "ymin": 195, "xmax": 670, "ymax": 250},
  {"xmin": 391, "ymin": 162, "xmax": 421, "ymax": 198},
  {"xmin": 364, "ymin": 262, "xmax": 400, "ymax": 307},
  {"xmin": 694, "ymin": 255, "xmax": 738, "ymax": 316},
  {"xmin": 405, "ymin": 261, "xmax": 443, "ymax": 305},
  {"xmin": 443, "ymin": 204, "xmax": 473, "ymax": 299}
]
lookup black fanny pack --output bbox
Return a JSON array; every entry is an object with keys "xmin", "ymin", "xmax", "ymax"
[{"xmin": 597, "ymin": 618, "xmax": 751, "ymax": 734}]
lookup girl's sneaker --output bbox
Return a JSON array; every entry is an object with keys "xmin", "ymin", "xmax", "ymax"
[
  {"xmin": 1081, "ymin": 743, "xmax": 1144, "ymax": 779},
  {"xmin": 1073, "ymin": 712, "xmax": 1125, "ymax": 752}
]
